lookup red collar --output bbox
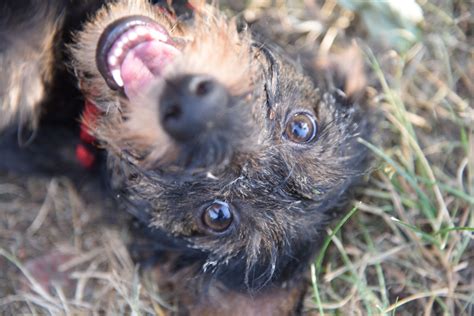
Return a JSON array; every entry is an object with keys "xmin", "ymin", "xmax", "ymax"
[{"xmin": 76, "ymin": 100, "xmax": 100, "ymax": 169}]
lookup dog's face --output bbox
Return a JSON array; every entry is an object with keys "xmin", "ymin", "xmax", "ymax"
[{"xmin": 71, "ymin": 0, "xmax": 368, "ymax": 291}]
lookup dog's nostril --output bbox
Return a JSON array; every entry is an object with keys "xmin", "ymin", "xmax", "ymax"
[
  {"xmin": 193, "ymin": 80, "xmax": 214, "ymax": 97},
  {"xmin": 163, "ymin": 104, "xmax": 182, "ymax": 121},
  {"xmin": 159, "ymin": 75, "xmax": 230, "ymax": 143}
]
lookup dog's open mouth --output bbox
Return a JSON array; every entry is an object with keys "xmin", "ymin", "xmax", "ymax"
[{"xmin": 96, "ymin": 16, "xmax": 180, "ymax": 98}]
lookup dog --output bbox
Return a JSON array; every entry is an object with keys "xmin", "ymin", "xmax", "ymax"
[{"xmin": 1, "ymin": 0, "xmax": 369, "ymax": 314}]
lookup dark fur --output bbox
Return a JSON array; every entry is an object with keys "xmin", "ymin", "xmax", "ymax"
[{"xmin": 0, "ymin": 1, "xmax": 369, "ymax": 314}]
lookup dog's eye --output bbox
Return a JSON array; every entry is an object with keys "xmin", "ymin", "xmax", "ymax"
[
  {"xmin": 284, "ymin": 112, "xmax": 317, "ymax": 143},
  {"xmin": 201, "ymin": 201, "xmax": 233, "ymax": 233}
]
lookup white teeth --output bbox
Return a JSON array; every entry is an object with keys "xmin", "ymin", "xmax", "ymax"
[
  {"xmin": 106, "ymin": 24, "xmax": 171, "ymax": 88},
  {"xmin": 108, "ymin": 55, "xmax": 118, "ymax": 66},
  {"xmin": 136, "ymin": 26, "xmax": 147, "ymax": 36},
  {"xmin": 114, "ymin": 47, "xmax": 123, "ymax": 57},
  {"xmin": 118, "ymin": 38, "xmax": 128, "ymax": 48},
  {"xmin": 128, "ymin": 31, "xmax": 138, "ymax": 41},
  {"xmin": 150, "ymin": 29, "xmax": 167, "ymax": 42},
  {"xmin": 111, "ymin": 69, "xmax": 124, "ymax": 87}
]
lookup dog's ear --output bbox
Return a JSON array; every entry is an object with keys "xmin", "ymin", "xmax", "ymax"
[
  {"xmin": 312, "ymin": 42, "xmax": 367, "ymax": 102},
  {"xmin": 187, "ymin": 0, "xmax": 206, "ymax": 11}
]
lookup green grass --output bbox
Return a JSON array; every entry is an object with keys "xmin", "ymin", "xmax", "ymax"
[{"xmin": 306, "ymin": 0, "xmax": 473, "ymax": 314}]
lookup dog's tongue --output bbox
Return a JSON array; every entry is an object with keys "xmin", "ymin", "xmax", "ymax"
[{"xmin": 121, "ymin": 41, "xmax": 179, "ymax": 98}]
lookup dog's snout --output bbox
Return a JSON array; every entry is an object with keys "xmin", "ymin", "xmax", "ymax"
[{"xmin": 159, "ymin": 75, "xmax": 230, "ymax": 142}]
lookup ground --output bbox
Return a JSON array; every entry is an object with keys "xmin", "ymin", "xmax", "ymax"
[{"xmin": 0, "ymin": 0, "xmax": 472, "ymax": 315}]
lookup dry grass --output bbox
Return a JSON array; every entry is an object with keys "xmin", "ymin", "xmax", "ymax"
[{"xmin": 0, "ymin": 0, "xmax": 472, "ymax": 315}]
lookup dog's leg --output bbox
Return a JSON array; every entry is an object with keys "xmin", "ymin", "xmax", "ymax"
[{"xmin": 0, "ymin": 0, "xmax": 65, "ymax": 132}]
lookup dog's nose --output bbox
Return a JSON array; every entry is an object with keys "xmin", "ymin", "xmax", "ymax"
[{"xmin": 159, "ymin": 75, "xmax": 230, "ymax": 142}]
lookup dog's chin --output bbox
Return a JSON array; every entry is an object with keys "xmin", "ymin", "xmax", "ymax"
[{"xmin": 96, "ymin": 15, "xmax": 180, "ymax": 99}]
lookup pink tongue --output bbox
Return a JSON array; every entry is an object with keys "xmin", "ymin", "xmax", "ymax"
[{"xmin": 120, "ymin": 40, "xmax": 179, "ymax": 98}]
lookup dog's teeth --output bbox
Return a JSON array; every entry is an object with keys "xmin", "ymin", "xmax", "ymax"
[
  {"xmin": 150, "ymin": 29, "xmax": 167, "ymax": 42},
  {"xmin": 111, "ymin": 69, "xmax": 124, "ymax": 87},
  {"xmin": 114, "ymin": 47, "xmax": 123, "ymax": 57},
  {"xmin": 128, "ymin": 31, "xmax": 138, "ymax": 41},
  {"xmin": 108, "ymin": 55, "xmax": 118, "ymax": 66},
  {"xmin": 135, "ymin": 26, "xmax": 147, "ymax": 36},
  {"xmin": 117, "ymin": 37, "xmax": 128, "ymax": 48}
]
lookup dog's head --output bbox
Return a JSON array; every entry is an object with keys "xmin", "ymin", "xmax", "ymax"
[{"xmin": 70, "ymin": 0, "xmax": 368, "ymax": 291}]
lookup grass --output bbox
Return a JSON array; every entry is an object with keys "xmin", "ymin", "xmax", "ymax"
[
  {"xmin": 303, "ymin": 0, "xmax": 473, "ymax": 314},
  {"xmin": 0, "ymin": 0, "xmax": 472, "ymax": 315}
]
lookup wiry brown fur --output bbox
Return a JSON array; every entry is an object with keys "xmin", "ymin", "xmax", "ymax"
[{"xmin": 68, "ymin": 1, "xmax": 369, "ymax": 314}]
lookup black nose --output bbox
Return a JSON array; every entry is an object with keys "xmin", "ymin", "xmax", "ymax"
[{"xmin": 159, "ymin": 75, "xmax": 230, "ymax": 142}]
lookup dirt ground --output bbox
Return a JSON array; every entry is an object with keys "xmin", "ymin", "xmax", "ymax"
[{"xmin": 0, "ymin": 0, "xmax": 472, "ymax": 315}]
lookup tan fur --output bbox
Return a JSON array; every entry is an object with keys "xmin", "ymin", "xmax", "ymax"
[
  {"xmin": 122, "ymin": 8, "xmax": 257, "ymax": 166},
  {"xmin": 73, "ymin": 1, "xmax": 258, "ymax": 167},
  {"xmin": 168, "ymin": 7, "xmax": 256, "ymax": 96}
]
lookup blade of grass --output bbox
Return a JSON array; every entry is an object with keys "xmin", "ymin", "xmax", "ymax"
[
  {"xmin": 384, "ymin": 112, "xmax": 452, "ymax": 229},
  {"xmin": 364, "ymin": 46, "xmax": 450, "ymax": 232},
  {"xmin": 383, "ymin": 288, "xmax": 449, "ymax": 313},
  {"xmin": 331, "ymin": 235, "xmax": 381, "ymax": 314},
  {"xmin": 311, "ymin": 264, "xmax": 325, "ymax": 316},
  {"xmin": 358, "ymin": 138, "xmax": 436, "ymax": 224},
  {"xmin": 0, "ymin": 248, "xmax": 59, "ymax": 307},
  {"xmin": 417, "ymin": 177, "xmax": 474, "ymax": 204},
  {"xmin": 312, "ymin": 206, "xmax": 359, "ymax": 313},
  {"xmin": 435, "ymin": 226, "xmax": 474, "ymax": 234},
  {"xmin": 315, "ymin": 205, "xmax": 360, "ymax": 272},
  {"xmin": 358, "ymin": 217, "xmax": 389, "ymax": 310},
  {"xmin": 390, "ymin": 217, "xmax": 440, "ymax": 246}
]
